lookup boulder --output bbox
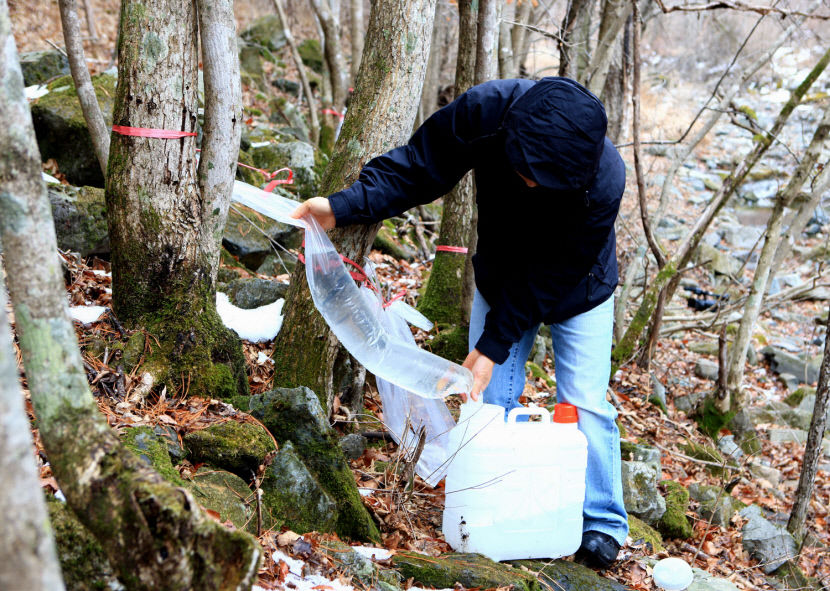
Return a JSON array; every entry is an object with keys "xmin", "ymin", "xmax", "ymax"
[
  {"xmin": 185, "ymin": 467, "xmax": 255, "ymax": 533},
  {"xmin": 20, "ymin": 50, "xmax": 69, "ymax": 86},
  {"xmin": 657, "ymin": 481, "xmax": 693, "ymax": 539},
  {"xmin": 514, "ymin": 559, "xmax": 631, "ymax": 591},
  {"xmin": 675, "ymin": 391, "xmax": 703, "ymax": 414},
  {"xmin": 739, "ymin": 505, "xmax": 797, "ymax": 574},
  {"xmin": 393, "ymin": 552, "xmax": 541, "ymax": 591},
  {"xmin": 240, "ymin": 14, "xmax": 287, "ymax": 52},
  {"xmin": 761, "ymin": 346, "xmax": 822, "ymax": 385},
  {"xmin": 627, "ymin": 514, "xmax": 664, "ymax": 552},
  {"xmin": 621, "ymin": 460, "xmax": 666, "ymax": 525},
  {"xmin": 649, "ymin": 374, "xmax": 667, "ymax": 413},
  {"xmin": 694, "ymin": 359, "xmax": 719, "ymax": 381},
  {"xmin": 238, "ymin": 386, "xmax": 381, "ymax": 541},
  {"xmin": 689, "ymin": 483, "xmax": 745, "ymax": 528},
  {"xmin": 222, "ymin": 202, "xmax": 302, "ymax": 270},
  {"xmin": 620, "ymin": 441, "xmax": 661, "ymax": 475},
  {"xmin": 260, "ymin": 441, "xmax": 338, "ymax": 534},
  {"xmin": 339, "ymin": 433, "xmax": 367, "ymax": 461},
  {"xmin": 30, "ymin": 73, "xmax": 115, "ymax": 187},
  {"xmin": 45, "ymin": 496, "xmax": 122, "ymax": 591},
  {"xmin": 121, "ymin": 425, "xmax": 186, "ymax": 484},
  {"xmin": 297, "ymin": 39, "xmax": 324, "ymax": 74},
  {"xmin": 694, "ymin": 244, "xmax": 742, "ymax": 276},
  {"xmin": 250, "ymin": 140, "xmax": 320, "ymax": 199},
  {"xmin": 222, "ymin": 277, "xmax": 290, "ymax": 309},
  {"xmin": 48, "ymin": 183, "xmax": 109, "ymax": 256},
  {"xmin": 184, "ymin": 420, "xmax": 276, "ymax": 479},
  {"xmin": 748, "ymin": 461, "xmax": 781, "ymax": 488}
]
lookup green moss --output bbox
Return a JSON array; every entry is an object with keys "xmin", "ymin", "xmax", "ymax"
[
  {"xmin": 297, "ymin": 39, "xmax": 324, "ymax": 73},
  {"xmin": 372, "ymin": 226, "xmax": 415, "ymax": 260},
  {"xmin": 628, "ymin": 515, "xmax": 664, "ymax": 553},
  {"xmin": 120, "ymin": 331, "xmax": 146, "ymax": 371},
  {"xmin": 681, "ymin": 441, "xmax": 736, "ymax": 477},
  {"xmin": 657, "ymin": 481, "xmax": 693, "ymax": 539},
  {"xmin": 184, "ymin": 420, "xmax": 276, "ymax": 479},
  {"xmin": 649, "ymin": 393, "xmax": 668, "ymax": 415},
  {"xmin": 235, "ymin": 149, "xmax": 264, "ymax": 186},
  {"xmin": 695, "ymin": 397, "xmax": 736, "ymax": 440},
  {"xmin": 184, "ymin": 468, "xmax": 255, "ymax": 533},
  {"xmin": 737, "ymin": 104, "xmax": 758, "ymax": 121},
  {"xmin": 783, "ymin": 387, "xmax": 815, "ymax": 408},
  {"xmin": 120, "ymin": 425, "xmax": 186, "ymax": 486},
  {"xmin": 426, "ymin": 324, "xmax": 469, "ymax": 365},
  {"xmin": 526, "ymin": 361, "xmax": 555, "ymax": 388},
  {"xmin": 46, "ymin": 496, "xmax": 118, "ymax": 591},
  {"xmin": 418, "ymin": 248, "xmax": 467, "ymax": 324},
  {"xmin": 513, "ymin": 560, "xmax": 629, "ymax": 591},
  {"xmin": 772, "ymin": 560, "xmax": 817, "ymax": 589},
  {"xmin": 392, "ymin": 552, "xmax": 540, "ymax": 591},
  {"xmin": 319, "ymin": 123, "xmax": 335, "ymax": 155}
]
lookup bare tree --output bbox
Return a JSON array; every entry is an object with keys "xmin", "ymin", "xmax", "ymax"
[
  {"xmin": 476, "ymin": 0, "xmax": 500, "ymax": 82},
  {"xmin": 310, "ymin": 0, "xmax": 349, "ymax": 113},
  {"xmin": 787, "ymin": 311, "xmax": 830, "ymax": 545},
  {"xmin": 559, "ymin": 0, "xmax": 596, "ymax": 80},
  {"xmin": 0, "ymin": 271, "xmax": 65, "ymax": 591},
  {"xmin": 0, "ymin": 1, "xmax": 262, "ymax": 586},
  {"xmin": 58, "ymin": 0, "xmax": 109, "ymax": 176},
  {"xmin": 349, "ymin": 0, "xmax": 364, "ymax": 82}
]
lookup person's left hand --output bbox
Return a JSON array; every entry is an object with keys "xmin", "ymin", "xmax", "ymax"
[{"xmin": 460, "ymin": 348, "xmax": 495, "ymax": 403}]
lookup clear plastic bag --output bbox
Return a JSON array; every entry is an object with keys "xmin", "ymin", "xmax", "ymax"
[{"xmin": 231, "ymin": 181, "xmax": 473, "ymax": 400}]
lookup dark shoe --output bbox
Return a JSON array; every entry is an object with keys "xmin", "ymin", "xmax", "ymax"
[{"xmin": 574, "ymin": 530, "xmax": 621, "ymax": 569}]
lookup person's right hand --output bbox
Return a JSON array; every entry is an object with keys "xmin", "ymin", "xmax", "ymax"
[{"xmin": 291, "ymin": 197, "xmax": 336, "ymax": 230}]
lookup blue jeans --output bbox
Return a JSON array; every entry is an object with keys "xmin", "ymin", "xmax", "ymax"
[{"xmin": 469, "ymin": 290, "xmax": 629, "ymax": 545}]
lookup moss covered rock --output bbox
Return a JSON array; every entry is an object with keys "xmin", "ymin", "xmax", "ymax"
[
  {"xmin": 657, "ymin": 481, "xmax": 693, "ymax": 539},
  {"xmin": 184, "ymin": 467, "xmax": 255, "ymax": 533},
  {"xmin": 260, "ymin": 441, "xmax": 338, "ymax": 534},
  {"xmin": 48, "ymin": 184, "xmax": 108, "ymax": 256},
  {"xmin": 297, "ymin": 39, "xmax": 324, "ymax": 73},
  {"xmin": 621, "ymin": 460, "xmax": 666, "ymax": 525},
  {"xmin": 373, "ymin": 225, "xmax": 416, "ymax": 261},
  {"xmin": 223, "ymin": 202, "xmax": 302, "ymax": 270},
  {"xmin": 120, "ymin": 425, "xmax": 185, "ymax": 485},
  {"xmin": 45, "ymin": 496, "xmax": 122, "ymax": 591},
  {"xmin": 250, "ymin": 140, "xmax": 320, "ymax": 200},
  {"xmin": 184, "ymin": 420, "xmax": 276, "ymax": 480},
  {"xmin": 392, "ymin": 552, "xmax": 540, "ymax": 591},
  {"xmin": 320, "ymin": 538, "xmax": 403, "ymax": 587},
  {"xmin": 241, "ymin": 387, "xmax": 381, "ymax": 542},
  {"xmin": 30, "ymin": 72, "xmax": 116, "ymax": 187},
  {"xmin": 620, "ymin": 441, "xmax": 661, "ymax": 475},
  {"xmin": 628, "ymin": 514, "xmax": 664, "ymax": 553},
  {"xmin": 223, "ymin": 277, "xmax": 290, "ymax": 309},
  {"xmin": 681, "ymin": 441, "xmax": 737, "ymax": 477},
  {"xmin": 20, "ymin": 50, "xmax": 69, "ymax": 86},
  {"xmin": 240, "ymin": 14, "xmax": 287, "ymax": 52},
  {"xmin": 783, "ymin": 386, "xmax": 815, "ymax": 408},
  {"xmin": 513, "ymin": 560, "xmax": 630, "ymax": 591},
  {"xmin": 688, "ymin": 483, "xmax": 745, "ymax": 528}
]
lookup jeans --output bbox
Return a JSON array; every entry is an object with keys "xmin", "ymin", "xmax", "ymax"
[{"xmin": 469, "ymin": 290, "xmax": 629, "ymax": 545}]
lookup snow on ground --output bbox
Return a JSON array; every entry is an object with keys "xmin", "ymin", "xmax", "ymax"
[
  {"xmin": 256, "ymin": 549, "xmax": 356, "ymax": 591},
  {"xmin": 351, "ymin": 546, "xmax": 392, "ymax": 561},
  {"xmin": 216, "ymin": 292, "xmax": 284, "ymax": 342},
  {"xmin": 26, "ymin": 84, "xmax": 49, "ymax": 100},
  {"xmin": 69, "ymin": 305, "xmax": 107, "ymax": 325}
]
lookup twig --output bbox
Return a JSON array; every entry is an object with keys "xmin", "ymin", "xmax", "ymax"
[{"xmin": 653, "ymin": 0, "xmax": 830, "ymax": 20}]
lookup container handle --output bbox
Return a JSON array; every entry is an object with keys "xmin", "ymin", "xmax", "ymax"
[{"xmin": 506, "ymin": 407, "xmax": 551, "ymax": 424}]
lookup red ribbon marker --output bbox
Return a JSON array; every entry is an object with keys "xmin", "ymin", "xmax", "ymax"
[
  {"xmin": 321, "ymin": 108, "xmax": 345, "ymax": 120},
  {"xmin": 112, "ymin": 125, "xmax": 197, "ymax": 139},
  {"xmin": 436, "ymin": 245, "xmax": 468, "ymax": 254}
]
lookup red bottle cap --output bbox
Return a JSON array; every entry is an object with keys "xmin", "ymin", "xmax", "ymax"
[{"xmin": 553, "ymin": 403, "xmax": 579, "ymax": 423}]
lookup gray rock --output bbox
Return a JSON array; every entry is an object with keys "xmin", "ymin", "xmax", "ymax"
[
  {"xmin": 644, "ymin": 558, "xmax": 739, "ymax": 591},
  {"xmin": 649, "ymin": 374, "xmax": 667, "ymax": 411},
  {"xmin": 530, "ymin": 334, "xmax": 547, "ymax": 366},
  {"xmin": 717, "ymin": 435, "xmax": 744, "ymax": 461},
  {"xmin": 250, "ymin": 140, "xmax": 319, "ymax": 199},
  {"xmin": 620, "ymin": 442, "xmax": 662, "ymax": 476},
  {"xmin": 797, "ymin": 393, "xmax": 830, "ymax": 425},
  {"xmin": 621, "ymin": 460, "xmax": 666, "ymax": 525},
  {"xmin": 261, "ymin": 441, "xmax": 338, "ymax": 533},
  {"xmin": 240, "ymin": 14, "xmax": 287, "ymax": 52},
  {"xmin": 694, "ymin": 359, "xmax": 720, "ymax": 381},
  {"xmin": 222, "ymin": 202, "xmax": 302, "ymax": 270},
  {"xmin": 224, "ymin": 277, "xmax": 289, "ymax": 309},
  {"xmin": 31, "ymin": 72, "xmax": 116, "ymax": 187},
  {"xmin": 748, "ymin": 461, "xmax": 781, "ymax": 488},
  {"xmin": 21, "ymin": 50, "xmax": 69, "ymax": 86},
  {"xmin": 48, "ymin": 184, "xmax": 109, "ymax": 256},
  {"xmin": 675, "ymin": 391, "xmax": 703, "ymax": 414},
  {"xmin": 256, "ymin": 253, "xmax": 296, "ymax": 276},
  {"xmin": 779, "ymin": 373, "xmax": 800, "ymax": 391},
  {"xmin": 689, "ymin": 341, "xmax": 719, "ymax": 356},
  {"xmin": 689, "ymin": 483, "xmax": 745, "ymax": 528},
  {"xmin": 768, "ymin": 428, "xmax": 809, "ymax": 444},
  {"xmin": 695, "ymin": 243, "xmax": 742, "ymax": 276},
  {"xmin": 739, "ymin": 505, "xmax": 797, "ymax": 574},
  {"xmin": 340, "ymin": 433, "xmax": 367, "ymax": 461},
  {"xmin": 761, "ymin": 346, "xmax": 822, "ymax": 385}
]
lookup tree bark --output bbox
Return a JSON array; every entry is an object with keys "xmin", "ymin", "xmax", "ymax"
[
  {"xmin": 419, "ymin": 0, "xmax": 478, "ymax": 326},
  {"xmin": 274, "ymin": 0, "xmax": 320, "ymax": 145},
  {"xmin": 600, "ymin": 14, "xmax": 631, "ymax": 143},
  {"xmin": 787, "ymin": 310, "xmax": 830, "ymax": 546},
  {"xmin": 349, "ymin": 0, "xmax": 364, "ymax": 83},
  {"xmin": 0, "ymin": 3, "xmax": 262, "ymax": 587},
  {"xmin": 612, "ymin": 46, "xmax": 830, "ymax": 372},
  {"xmin": 274, "ymin": 0, "xmax": 437, "ymax": 412},
  {"xmin": 497, "ymin": 0, "xmax": 515, "ymax": 79},
  {"xmin": 419, "ymin": 2, "xmax": 446, "ymax": 124},
  {"xmin": 0, "ymin": 269, "xmax": 65, "ymax": 591},
  {"xmin": 106, "ymin": 0, "xmax": 248, "ymax": 399},
  {"xmin": 475, "ymin": 0, "xmax": 499, "ymax": 82},
  {"xmin": 310, "ymin": 0, "xmax": 348, "ymax": 112},
  {"xmin": 723, "ymin": 104, "xmax": 830, "ymax": 411},
  {"xmin": 559, "ymin": 0, "xmax": 595, "ymax": 80},
  {"xmin": 59, "ymin": 0, "xmax": 110, "ymax": 176},
  {"xmin": 584, "ymin": 0, "xmax": 631, "ymax": 94},
  {"xmin": 507, "ymin": 0, "xmax": 534, "ymax": 78}
]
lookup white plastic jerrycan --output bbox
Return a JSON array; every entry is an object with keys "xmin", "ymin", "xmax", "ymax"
[{"xmin": 442, "ymin": 401, "xmax": 588, "ymax": 561}]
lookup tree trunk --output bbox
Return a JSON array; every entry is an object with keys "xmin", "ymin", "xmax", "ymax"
[
  {"xmin": 787, "ymin": 310, "xmax": 830, "ymax": 546},
  {"xmin": 58, "ymin": 0, "xmax": 110, "ymax": 176},
  {"xmin": 497, "ymin": 0, "xmax": 515, "ymax": 79},
  {"xmin": 310, "ymin": 0, "xmax": 348, "ymax": 113},
  {"xmin": 419, "ymin": 0, "xmax": 478, "ymax": 326},
  {"xmin": 584, "ymin": 0, "xmax": 631, "ymax": 94},
  {"xmin": 612, "ymin": 46, "xmax": 830, "ymax": 372},
  {"xmin": 723, "ymin": 104, "xmax": 830, "ymax": 411},
  {"xmin": 475, "ymin": 0, "xmax": 499, "ymax": 82},
  {"xmin": 0, "ymin": 4, "xmax": 262, "ymax": 587},
  {"xmin": 349, "ymin": 0, "xmax": 363, "ymax": 83},
  {"xmin": 0, "ymin": 270, "xmax": 65, "ymax": 591},
  {"xmin": 507, "ymin": 0, "xmax": 533, "ymax": 78},
  {"xmin": 559, "ymin": 0, "xmax": 595, "ymax": 80},
  {"xmin": 600, "ymin": 14, "xmax": 631, "ymax": 143},
  {"xmin": 106, "ymin": 0, "xmax": 248, "ymax": 399},
  {"xmin": 274, "ymin": 0, "xmax": 438, "ymax": 412},
  {"xmin": 419, "ymin": 2, "xmax": 446, "ymax": 125}
]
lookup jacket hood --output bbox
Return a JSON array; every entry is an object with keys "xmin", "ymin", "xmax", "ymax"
[{"xmin": 502, "ymin": 77, "xmax": 607, "ymax": 191}]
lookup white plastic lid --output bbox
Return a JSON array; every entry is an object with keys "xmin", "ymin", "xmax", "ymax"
[{"xmin": 652, "ymin": 557, "xmax": 694, "ymax": 591}]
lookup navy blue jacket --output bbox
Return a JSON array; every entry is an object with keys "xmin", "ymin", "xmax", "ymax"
[{"xmin": 329, "ymin": 78, "xmax": 625, "ymax": 364}]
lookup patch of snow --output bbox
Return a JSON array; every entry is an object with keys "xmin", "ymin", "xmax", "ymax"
[
  {"xmin": 351, "ymin": 546, "xmax": 392, "ymax": 561},
  {"xmin": 26, "ymin": 85, "xmax": 49, "ymax": 100},
  {"xmin": 257, "ymin": 351, "xmax": 272, "ymax": 365},
  {"xmin": 290, "ymin": 573, "xmax": 354, "ymax": 591},
  {"xmin": 358, "ymin": 487, "xmax": 375, "ymax": 497},
  {"xmin": 250, "ymin": 141, "xmax": 271, "ymax": 148},
  {"xmin": 272, "ymin": 549, "xmax": 305, "ymax": 576},
  {"xmin": 41, "ymin": 171, "xmax": 61, "ymax": 184},
  {"xmin": 54, "ymin": 490, "xmax": 66, "ymax": 502},
  {"xmin": 69, "ymin": 305, "xmax": 107, "ymax": 325},
  {"xmin": 92, "ymin": 270, "xmax": 111, "ymax": 277},
  {"xmin": 216, "ymin": 292, "xmax": 284, "ymax": 343}
]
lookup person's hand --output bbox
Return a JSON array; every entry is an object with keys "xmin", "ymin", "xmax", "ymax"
[
  {"xmin": 291, "ymin": 197, "xmax": 336, "ymax": 230},
  {"xmin": 460, "ymin": 348, "xmax": 495, "ymax": 403}
]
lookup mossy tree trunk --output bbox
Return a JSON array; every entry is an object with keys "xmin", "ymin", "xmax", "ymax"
[
  {"xmin": 418, "ymin": 0, "xmax": 477, "ymax": 327},
  {"xmin": 274, "ymin": 0, "xmax": 438, "ymax": 412},
  {"xmin": 723, "ymin": 103, "xmax": 830, "ymax": 412},
  {"xmin": 612, "ymin": 47, "xmax": 830, "ymax": 373},
  {"xmin": 106, "ymin": 0, "xmax": 248, "ymax": 399},
  {"xmin": 0, "ymin": 269, "xmax": 65, "ymax": 590},
  {"xmin": 0, "ymin": 5, "xmax": 262, "ymax": 588}
]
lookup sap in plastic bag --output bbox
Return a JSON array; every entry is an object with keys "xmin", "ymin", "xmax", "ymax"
[{"xmin": 231, "ymin": 180, "xmax": 472, "ymax": 401}]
